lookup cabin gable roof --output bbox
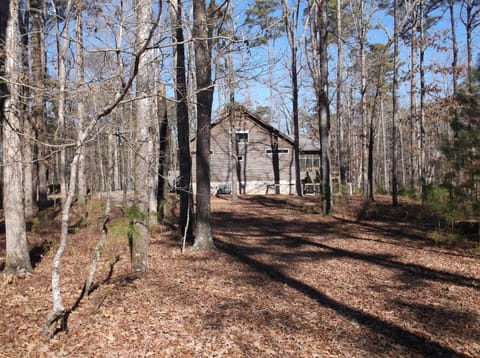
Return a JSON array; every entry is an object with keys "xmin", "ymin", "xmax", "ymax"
[{"xmin": 212, "ymin": 105, "xmax": 295, "ymax": 146}]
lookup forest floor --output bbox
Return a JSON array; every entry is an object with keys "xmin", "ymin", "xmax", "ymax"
[{"xmin": 0, "ymin": 193, "xmax": 480, "ymax": 357}]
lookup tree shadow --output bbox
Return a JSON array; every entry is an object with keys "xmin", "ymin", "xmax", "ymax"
[
  {"xmin": 393, "ymin": 299, "xmax": 480, "ymax": 342},
  {"xmin": 215, "ymin": 238, "xmax": 469, "ymax": 357},
  {"xmin": 334, "ymin": 215, "xmax": 476, "ymax": 259},
  {"xmin": 213, "ymin": 209, "xmax": 480, "ymax": 289},
  {"xmin": 211, "ymin": 198, "xmax": 480, "ymax": 355}
]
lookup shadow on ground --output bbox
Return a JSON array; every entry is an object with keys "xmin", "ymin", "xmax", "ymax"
[{"xmin": 212, "ymin": 196, "xmax": 478, "ymax": 357}]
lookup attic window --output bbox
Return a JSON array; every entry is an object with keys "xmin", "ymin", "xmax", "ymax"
[
  {"xmin": 235, "ymin": 131, "xmax": 249, "ymax": 143},
  {"xmin": 266, "ymin": 148, "xmax": 289, "ymax": 154}
]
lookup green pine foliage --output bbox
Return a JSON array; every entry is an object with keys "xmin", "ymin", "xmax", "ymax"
[{"xmin": 428, "ymin": 61, "xmax": 480, "ymax": 236}]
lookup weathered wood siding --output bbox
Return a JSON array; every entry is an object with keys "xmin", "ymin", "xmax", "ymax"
[{"xmin": 191, "ymin": 109, "xmax": 295, "ymax": 194}]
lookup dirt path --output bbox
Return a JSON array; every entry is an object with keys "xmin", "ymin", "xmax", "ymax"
[{"xmin": 0, "ymin": 195, "xmax": 479, "ymax": 357}]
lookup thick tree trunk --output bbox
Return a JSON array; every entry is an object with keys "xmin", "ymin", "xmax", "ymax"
[
  {"xmin": 170, "ymin": 0, "xmax": 193, "ymax": 241},
  {"xmin": 3, "ymin": 0, "xmax": 33, "ymax": 275},
  {"xmin": 131, "ymin": 0, "xmax": 154, "ymax": 271},
  {"xmin": 193, "ymin": 0, "xmax": 215, "ymax": 250},
  {"xmin": 319, "ymin": 0, "xmax": 331, "ymax": 213},
  {"xmin": 20, "ymin": 6, "xmax": 35, "ymax": 220},
  {"xmin": 0, "ymin": 2, "xmax": 7, "ymax": 211},
  {"xmin": 30, "ymin": 0, "xmax": 48, "ymax": 209}
]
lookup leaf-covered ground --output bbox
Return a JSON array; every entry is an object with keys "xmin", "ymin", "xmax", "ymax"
[{"xmin": 1, "ymin": 194, "xmax": 479, "ymax": 357}]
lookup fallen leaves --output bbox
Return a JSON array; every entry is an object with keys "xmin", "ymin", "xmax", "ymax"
[{"xmin": 0, "ymin": 195, "xmax": 479, "ymax": 357}]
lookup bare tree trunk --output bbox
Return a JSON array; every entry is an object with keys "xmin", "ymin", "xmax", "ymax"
[
  {"xmin": 3, "ymin": 0, "xmax": 33, "ymax": 275},
  {"xmin": 75, "ymin": 0, "xmax": 87, "ymax": 206},
  {"xmin": 228, "ymin": 2, "xmax": 238, "ymax": 202},
  {"xmin": 360, "ymin": 41, "xmax": 368, "ymax": 197},
  {"xmin": 52, "ymin": 0, "xmax": 70, "ymax": 206},
  {"xmin": 19, "ymin": 4, "xmax": 35, "ymax": 220},
  {"xmin": 367, "ymin": 111, "xmax": 375, "ymax": 201},
  {"xmin": 449, "ymin": 0, "xmax": 458, "ymax": 97},
  {"xmin": 97, "ymin": 137, "xmax": 105, "ymax": 192},
  {"xmin": 419, "ymin": 0, "xmax": 426, "ymax": 200},
  {"xmin": 336, "ymin": 0, "xmax": 346, "ymax": 187},
  {"xmin": 399, "ymin": 123, "xmax": 406, "ymax": 188},
  {"xmin": 392, "ymin": 0, "xmax": 399, "ymax": 206},
  {"xmin": 23, "ymin": 110, "xmax": 35, "ymax": 219},
  {"xmin": 229, "ymin": 75, "xmax": 238, "ymax": 201},
  {"xmin": 381, "ymin": 94, "xmax": 389, "ymax": 191},
  {"xmin": 157, "ymin": 83, "xmax": 170, "ymax": 221},
  {"xmin": 461, "ymin": 0, "xmax": 477, "ymax": 92},
  {"xmin": 0, "ymin": 2, "xmax": 8, "ymax": 210},
  {"xmin": 44, "ymin": 0, "xmax": 75, "ymax": 334},
  {"xmin": 148, "ymin": 99, "xmax": 159, "ymax": 225},
  {"xmin": 43, "ymin": 0, "xmax": 160, "ymax": 333},
  {"xmin": 82, "ymin": 128, "xmax": 115, "ymax": 299},
  {"xmin": 349, "ymin": 0, "xmax": 370, "ymax": 197},
  {"xmin": 282, "ymin": 0, "xmax": 302, "ymax": 197},
  {"xmin": 30, "ymin": 0, "xmax": 48, "ymax": 210},
  {"xmin": 410, "ymin": 12, "xmax": 418, "ymax": 192},
  {"xmin": 319, "ymin": 0, "xmax": 332, "ymax": 213},
  {"xmin": 193, "ymin": 0, "xmax": 215, "ymax": 250},
  {"xmin": 44, "ymin": 147, "xmax": 80, "ymax": 335},
  {"xmin": 113, "ymin": 132, "xmax": 120, "ymax": 191},
  {"xmin": 170, "ymin": 0, "xmax": 193, "ymax": 241},
  {"xmin": 130, "ymin": 0, "xmax": 154, "ymax": 271}
]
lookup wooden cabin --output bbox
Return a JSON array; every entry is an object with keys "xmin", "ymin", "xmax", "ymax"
[{"xmin": 190, "ymin": 106, "xmax": 321, "ymax": 195}]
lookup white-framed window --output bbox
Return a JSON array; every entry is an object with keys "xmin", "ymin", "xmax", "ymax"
[
  {"xmin": 235, "ymin": 130, "xmax": 249, "ymax": 143},
  {"xmin": 265, "ymin": 148, "xmax": 289, "ymax": 154}
]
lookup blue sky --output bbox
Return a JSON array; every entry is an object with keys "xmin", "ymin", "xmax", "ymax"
[{"xmin": 222, "ymin": 0, "xmax": 479, "ymax": 134}]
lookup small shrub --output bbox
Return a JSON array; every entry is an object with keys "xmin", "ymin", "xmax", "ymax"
[
  {"xmin": 124, "ymin": 204, "xmax": 146, "ymax": 222},
  {"xmin": 398, "ymin": 186, "xmax": 420, "ymax": 200},
  {"xmin": 446, "ymin": 233, "xmax": 462, "ymax": 246},
  {"xmin": 424, "ymin": 184, "xmax": 460, "ymax": 230},
  {"xmin": 429, "ymin": 231, "xmax": 442, "ymax": 245}
]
